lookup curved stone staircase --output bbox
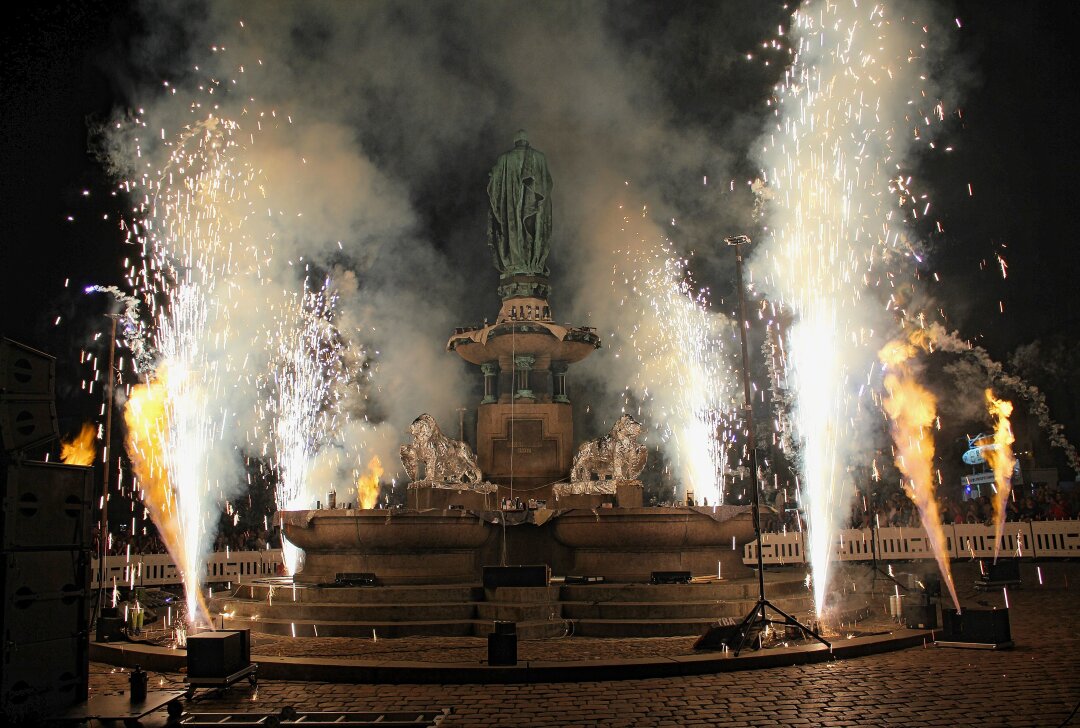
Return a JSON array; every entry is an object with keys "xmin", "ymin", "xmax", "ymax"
[{"xmin": 210, "ymin": 573, "xmax": 817, "ymax": 640}]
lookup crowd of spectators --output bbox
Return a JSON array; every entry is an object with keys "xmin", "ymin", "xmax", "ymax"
[
  {"xmin": 95, "ymin": 524, "xmax": 282, "ymax": 556},
  {"xmin": 847, "ymin": 484, "xmax": 1078, "ymax": 529}
]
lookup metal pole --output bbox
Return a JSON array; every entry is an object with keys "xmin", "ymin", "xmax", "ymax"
[
  {"xmin": 98, "ymin": 314, "xmax": 118, "ymax": 614},
  {"xmin": 729, "ymin": 238, "xmax": 766, "ymax": 600},
  {"xmin": 724, "ymin": 235, "xmax": 830, "ymax": 655}
]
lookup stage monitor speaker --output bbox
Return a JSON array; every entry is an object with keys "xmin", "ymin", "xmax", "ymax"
[
  {"xmin": 482, "ymin": 565, "xmax": 549, "ymax": 588},
  {"xmin": 487, "ymin": 622, "xmax": 517, "ymax": 665},
  {"xmin": 977, "ymin": 559, "xmax": 1022, "ymax": 588},
  {"xmin": 187, "ymin": 629, "xmax": 251, "ymax": 679},
  {"xmin": 1, "ymin": 549, "xmax": 90, "ymax": 644},
  {"xmin": 939, "ymin": 607, "xmax": 1012, "ymax": 647},
  {"xmin": 2, "ymin": 461, "xmax": 94, "ymax": 550},
  {"xmin": 902, "ymin": 602, "xmax": 938, "ymax": 630},
  {"xmin": 693, "ymin": 617, "xmax": 744, "ymax": 650},
  {"xmin": 0, "ymin": 399, "xmax": 59, "ymax": 454},
  {"xmin": 0, "ymin": 340, "xmax": 55, "ymax": 400},
  {"xmin": 95, "ymin": 615, "xmax": 125, "ymax": 643},
  {"xmin": 651, "ymin": 570, "xmax": 692, "ymax": 585},
  {"xmin": 1, "ymin": 635, "xmax": 88, "ymax": 721},
  {"xmin": 335, "ymin": 572, "xmax": 377, "ymax": 586}
]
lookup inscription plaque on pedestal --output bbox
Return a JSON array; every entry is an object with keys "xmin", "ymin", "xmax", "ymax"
[{"xmin": 477, "ymin": 403, "xmax": 572, "ymax": 495}]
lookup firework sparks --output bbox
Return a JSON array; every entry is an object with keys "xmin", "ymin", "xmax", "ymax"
[
  {"xmin": 262, "ymin": 280, "xmax": 347, "ymax": 575},
  {"xmin": 119, "ymin": 116, "xmax": 267, "ymax": 625},
  {"xmin": 752, "ymin": 1, "xmax": 944, "ymax": 615},
  {"xmin": 613, "ymin": 236, "xmax": 738, "ymax": 505}
]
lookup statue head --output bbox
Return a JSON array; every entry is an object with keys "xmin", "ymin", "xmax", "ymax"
[
  {"xmin": 409, "ymin": 414, "xmax": 438, "ymax": 442},
  {"xmin": 514, "ymin": 129, "xmax": 529, "ymax": 147},
  {"xmin": 614, "ymin": 414, "xmax": 644, "ymax": 440}
]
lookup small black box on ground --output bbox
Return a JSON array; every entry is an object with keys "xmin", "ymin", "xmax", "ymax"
[
  {"xmin": 96, "ymin": 615, "xmax": 125, "ymax": 642},
  {"xmin": 939, "ymin": 607, "xmax": 1012, "ymax": 648},
  {"xmin": 482, "ymin": 565, "xmax": 549, "ymax": 588},
  {"xmin": 488, "ymin": 622, "xmax": 517, "ymax": 665},
  {"xmin": 186, "ymin": 630, "xmax": 251, "ymax": 678},
  {"xmin": 651, "ymin": 571, "xmax": 692, "ymax": 585},
  {"xmin": 902, "ymin": 602, "xmax": 938, "ymax": 629},
  {"xmin": 693, "ymin": 617, "xmax": 742, "ymax": 650},
  {"xmin": 976, "ymin": 559, "xmax": 1021, "ymax": 588},
  {"xmin": 335, "ymin": 572, "xmax": 377, "ymax": 586}
]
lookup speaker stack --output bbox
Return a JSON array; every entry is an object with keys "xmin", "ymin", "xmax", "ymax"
[{"xmin": 1, "ymin": 338, "xmax": 92, "ymax": 721}]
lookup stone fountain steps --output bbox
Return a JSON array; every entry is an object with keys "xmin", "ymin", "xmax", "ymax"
[
  {"xmin": 559, "ymin": 577, "xmax": 808, "ymax": 604},
  {"xmin": 216, "ymin": 575, "xmax": 815, "ymax": 640},
  {"xmin": 232, "ymin": 583, "xmax": 483, "ymax": 604},
  {"xmin": 216, "ymin": 597, "xmax": 561, "ymax": 624},
  {"xmin": 219, "ymin": 615, "xmax": 567, "ymax": 640},
  {"xmin": 568, "ymin": 617, "xmax": 734, "ymax": 638},
  {"xmin": 560, "ymin": 595, "xmax": 811, "ymax": 621},
  {"xmin": 218, "ymin": 599, "xmax": 480, "ymax": 622}
]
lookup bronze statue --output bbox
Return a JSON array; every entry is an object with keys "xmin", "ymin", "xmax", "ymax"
[{"xmin": 487, "ymin": 130, "xmax": 552, "ymax": 278}]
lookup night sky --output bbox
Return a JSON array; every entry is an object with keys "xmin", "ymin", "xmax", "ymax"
[{"xmin": 3, "ymin": 0, "xmax": 1079, "ymax": 479}]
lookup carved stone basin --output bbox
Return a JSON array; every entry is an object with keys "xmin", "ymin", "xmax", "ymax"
[
  {"xmin": 281, "ymin": 509, "xmax": 494, "ymax": 585},
  {"xmin": 551, "ymin": 506, "xmax": 759, "ymax": 580}
]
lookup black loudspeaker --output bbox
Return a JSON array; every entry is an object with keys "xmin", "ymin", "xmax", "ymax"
[
  {"xmin": 0, "ymin": 340, "xmax": 55, "ymax": 399},
  {"xmin": 693, "ymin": 617, "xmax": 744, "ymax": 650},
  {"xmin": 187, "ymin": 630, "xmax": 251, "ymax": 678},
  {"xmin": 1, "ymin": 549, "xmax": 90, "ymax": 644},
  {"xmin": 903, "ymin": 602, "xmax": 938, "ymax": 629},
  {"xmin": 2, "ymin": 461, "xmax": 94, "ymax": 551},
  {"xmin": 0, "ymin": 400, "xmax": 59, "ymax": 454},
  {"xmin": 977, "ymin": 560, "xmax": 1022, "ymax": 589},
  {"xmin": 334, "ymin": 572, "xmax": 377, "ymax": 586},
  {"xmin": 651, "ymin": 571, "xmax": 692, "ymax": 585},
  {"xmin": 0, "ymin": 340, "xmax": 59, "ymax": 455},
  {"xmin": 939, "ymin": 607, "xmax": 1012, "ymax": 647},
  {"xmin": 1, "ymin": 635, "xmax": 88, "ymax": 720},
  {"xmin": 95, "ymin": 616, "xmax": 125, "ymax": 643},
  {"xmin": 487, "ymin": 622, "xmax": 517, "ymax": 665},
  {"xmin": 483, "ymin": 565, "xmax": 549, "ymax": 588}
]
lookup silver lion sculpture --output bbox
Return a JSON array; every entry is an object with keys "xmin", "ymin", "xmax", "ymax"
[
  {"xmin": 571, "ymin": 414, "xmax": 647, "ymax": 482},
  {"xmin": 400, "ymin": 414, "xmax": 483, "ymax": 484}
]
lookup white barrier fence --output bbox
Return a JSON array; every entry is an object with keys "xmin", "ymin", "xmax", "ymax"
[
  {"xmin": 86, "ymin": 522, "xmax": 1080, "ymax": 587},
  {"xmin": 744, "ymin": 520, "xmax": 1080, "ymax": 566},
  {"xmin": 91, "ymin": 549, "xmax": 283, "ymax": 590}
]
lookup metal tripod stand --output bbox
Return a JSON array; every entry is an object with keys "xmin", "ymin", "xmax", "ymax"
[{"xmin": 725, "ymin": 235, "xmax": 831, "ymax": 657}]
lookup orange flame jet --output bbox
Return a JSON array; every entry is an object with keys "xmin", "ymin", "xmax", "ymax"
[
  {"xmin": 356, "ymin": 456, "xmax": 384, "ymax": 510},
  {"xmin": 879, "ymin": 338, "xmax": 960, "ymax": 613},
  {"xmin": 60, "ymin": 422, "xmax": 97, "ymax": 466},
  {"xmin": 984, "ymin": 389, "xmax": 1016, "ymax": 562}
]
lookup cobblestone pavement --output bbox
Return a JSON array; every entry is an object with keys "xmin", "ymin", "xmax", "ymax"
[{"xmin": 89, "ymin": 562, "xmax": 1080, "ymax": 727}]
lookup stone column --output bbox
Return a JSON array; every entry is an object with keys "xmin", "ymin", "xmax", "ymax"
[
  {"xmin": 513, "ymin": 355, "xmax": 536, "ymax": 399},
  {"xmin": 551, "ymin": 361, "xmax": 569, "ymax": 403},
  {"xmin": 481, "ymin": 362, "xmax": 498, "ymax": 404}
]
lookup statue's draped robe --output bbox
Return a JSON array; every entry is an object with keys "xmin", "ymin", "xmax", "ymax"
[{"xmin": 487, "ymin": 144, "xmax": 552, "ymax": 277}]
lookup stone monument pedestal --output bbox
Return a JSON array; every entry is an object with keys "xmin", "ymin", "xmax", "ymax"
[
  {"xmin": 476, "ymin": 402, "xmax": 573, "ymax": 500},
  {"xmin": 406, "ymin": 481, "xmax": 498, "ymax": 511},
  {"xmin": 551, "ymin": 480, "xmax": 644, "ymax": 509}
]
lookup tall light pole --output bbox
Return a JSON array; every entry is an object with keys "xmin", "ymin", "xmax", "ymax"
[
  {"xmin": 97, "ymin": 313, "xmax": 119, "ymax": 616},
  {"xmin": 723, "ymin": 234, "xmax": 829, "ymax": 655}
]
